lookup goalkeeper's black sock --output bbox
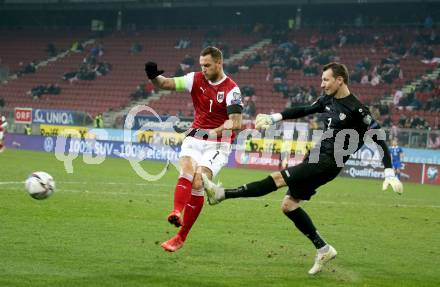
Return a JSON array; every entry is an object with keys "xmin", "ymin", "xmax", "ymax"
[
  {"xmin": 284, "ymin": 207, "xmax": 326, "ymax": 249},
  {"xmin": 224, "ymin": 176, "xmax": 278, "ymax": 199}
]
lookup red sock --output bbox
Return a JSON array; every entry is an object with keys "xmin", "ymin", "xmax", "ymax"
[
  {"xmin": 178, "ymin": 192, "xmax": 204, "ymax": 240},
  {"xmin": 173, "ymin": 176, "xmax": 193, "ymax": 213}
]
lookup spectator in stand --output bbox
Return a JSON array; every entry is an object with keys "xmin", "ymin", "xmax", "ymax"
[
  {"xmin": 175, "ymin": 38, "xmax": 191, "ymax": 49},
  {"xmin": 94, "ymin": 114, "xmax": 104, "ymax": 128},
  {"xmin": 309, "ymin": 85, "xmax": 317, "ymax": 98},
  {"xmin": 337, "ymin": 30, "xmax": 347, "ymax": 47},
  {"xmin": 224, "ymin": 63, "xmax": 239, "ymax": 74},
  {"xmin": 174, "ymin": 64, "xmax": 185, "ymax": 77},
  {"xmin": 182, "ymin": 55, "xmax": 195, "ymax": 67},
  {"xmin": 424, "ymin": 15, "xmax": 434, "ymax": 29},
  {"xmin": 272, "ymin": 66, "xmax": 287, "ymax": 81},
  {"xmin": 360, "ymin": 57, "xmax": 371, "ymax": 71},
  {"xmin": 78, "ymin": 64, "xmax": 96, "ymax": 81},
  {"xmin": 382, "ymin": 116, "xmax": 392, "ymax": 128},
  {"xmin": 46, "ymin": 83, "xmax": 61, "ymax": 95},
  {"xmin": 24, "ymin": 124, "xmax": 32, "ymax": 135},
  {"xmin": 90, "ymin": 45, "xmax": 100, "ymax": 59},
  {"xmin": 46, "ymin": 43, "xmax": 57, "ymax": 57},
  {"xmin": 303, "ymin": 62, "xmax": 319, "ymax": 76},
  {"xmin": 243, "ymin": 53, "xmax": 262, "ymax": 69},
  {"xmin": 370, "ymin": 105, "xmax": 381, "ymax": 120},
  {"xmin": 0, "ymin": 57, "xmax": 7, "ymax": 83},
  {"xmin": 351, "ymin": 69, "xmax": 362, "ymax": 83},
  {"xmin": 242, "ymin": 85, "xmax": 255, "ymax": 98},
  {"xmin": 145, "ymin": 81, "xmax": 155, "ymax": 95},
  {"xmin": 63, "ymin": 71, "xmax": 78, "ymax": 81},
  {"xmin": 393, "ymin": 89, "xmax": 403, "ymax": 105},
  {"xmin": 398, "ymin": 115, "xmax": 407, "ymax": 128},
  {"xmin": 370, "ymin": 70, "xmax": 381, "ymax": 86},
  {"xmin": 390, "ymin": 122, "xmax": 399, "ymax": 140},
  {"xmin": 360, "ymin": 71, "xmax": 370, "ymax": 84},
  {"xmin": 428, "ymin": 133, "xmax": 440, "ymax": 149},
  {"xmin": 242, "ymin": 96, "xmax": 257, "ymax": 119},
  {"xmin": 130, "ymin": 82, "xmax": 151, "ymax": 100},
  {"xmin": 273, "ymin": 78, "xmax": 289, "ymax": 95},
  {"xmin": 95, "ymin": 62, "xmax": 112, "ymax": 76},
  {"xmin": 27, "ymin": 85, "xmax": 45, "ymax": 100},
  {"xmin": 70, "ymin": 41, "xmax": 84, "ymax": 53},
  {"xmin": 27, "ymin": 83, "xmax": 61, "ymax": 100},
  {"xmin": 130, "ymin": 42, "xmax": 143, "ymax": 54},
  {"xmin": 422, "ymin": 46, "xmax": 434, "ymax": 61},
  {"xmin": 17, "ymin": 60, "xmax": 37, "ymax": 76}
]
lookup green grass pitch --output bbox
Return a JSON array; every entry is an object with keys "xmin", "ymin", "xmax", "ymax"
[{"xmin": 1, "ymin": 149, "xmax": 439, "ymax": 286}]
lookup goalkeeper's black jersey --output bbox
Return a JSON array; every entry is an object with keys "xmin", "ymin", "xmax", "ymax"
[{"xmin": 281, "ymin": 94, "xmax": 392, "ymax": 167}]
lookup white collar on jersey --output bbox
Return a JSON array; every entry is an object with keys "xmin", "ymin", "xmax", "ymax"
[{"xmin": 208, "ymin": 74, "xmax": 227, "ymax": 86}]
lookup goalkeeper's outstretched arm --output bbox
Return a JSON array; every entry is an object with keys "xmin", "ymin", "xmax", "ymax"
[
  {"xmin": 256, "ymin": 101, "xmax": 324, "ymax": 129},
  {"xmin": 280, "ymin": 104, "xmax": 323, "ymax": 120}
]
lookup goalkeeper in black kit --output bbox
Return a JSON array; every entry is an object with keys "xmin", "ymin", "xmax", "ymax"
[{"xmin": 202, "ymin": 62, "xmax": 403, "ymax": 275}]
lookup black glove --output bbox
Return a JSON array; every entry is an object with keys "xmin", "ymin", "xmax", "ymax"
[{"xmin": 145, "ymin": 61, "xmax": 164, "ymax": 79}]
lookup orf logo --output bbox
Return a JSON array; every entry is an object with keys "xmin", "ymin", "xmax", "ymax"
[{"xmin": 14, "ymin": 108, "xmax": 32, "ymax": 124}]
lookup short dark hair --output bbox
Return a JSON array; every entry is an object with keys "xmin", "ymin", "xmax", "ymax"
[
  {"xmin": 200, "ymin": 46, "xmax": 223, "ymax": 61},
  {"xmin": 323, "ymin": 62, "xmax": 349, "ymax": 84}
]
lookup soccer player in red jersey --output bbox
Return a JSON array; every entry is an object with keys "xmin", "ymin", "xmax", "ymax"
[
  {"xmin": 0, "ymin": 115, "xmax": 8, "ymax": 152},
  {"xmin": 145, "ymin": 46, "xmax": 243, "ymax": 252}
]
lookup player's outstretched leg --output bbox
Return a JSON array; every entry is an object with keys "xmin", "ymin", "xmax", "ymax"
[
  {"xmin": 161, "ymin": 189, "xmax": 204, "ymax": 252},
  {"xmin": 161, "ymin": 234, "xmax": 185, "ymax": 252},
  {"xmin": 201, "ymin": 173, "xmax": 224, "ymax": 205},
  {"xmin": 282, "ymin": 197, "xmax": 336, "ymax": 275},
  {"xmin": 179, "ymin": 190, "xmax": 204, "ymax": 240},
  {"xmin": 202, "ymin": 174, "xmax": 278, "ymax": 205},
  {"xmin": 167, "ymin": 173, "xmax": 193, "ymax": 227},
  {"xmin": 308, "ymin": 245, "xmax": 337, "ymax": 275}
]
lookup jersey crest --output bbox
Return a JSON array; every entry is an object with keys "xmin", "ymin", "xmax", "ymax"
[
  {"xmin": 339, "ymin": 113, "xmax": 346, "ymax": 121},
  {"xmin": 217, "ymin": 91, "xmax": 225, "ymax": 103}
]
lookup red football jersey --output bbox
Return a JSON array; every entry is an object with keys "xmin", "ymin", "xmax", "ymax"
[
  {"xmin": 0, "ymin": 116, "xmax": 6, "ymax": 132},
  {"xmin": 180, "ymin": 71, "xmax": 243, "ymax": 129}
]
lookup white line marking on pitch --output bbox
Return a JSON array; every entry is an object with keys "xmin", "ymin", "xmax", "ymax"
[{"xmin": 2, "ymin": 181, "xmax": 440, "ymax": 209}]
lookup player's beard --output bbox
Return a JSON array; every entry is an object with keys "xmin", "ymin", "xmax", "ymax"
[
  {"xmin": 205, "ymin": 70, "xmax": 221, "ymax": 82},
  {"xmin": 322, "ymin": 89, "xmax": 336, "ymax": 97},
  {"xmin": 326, "ymin": 86, "xmax": 339, "ymax": 97},
  {"xmin": 208, "ymin": 73, "xmax": 217, "ymax": 82}
]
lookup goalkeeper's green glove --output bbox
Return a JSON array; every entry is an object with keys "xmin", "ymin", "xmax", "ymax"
[
  {"xmin": 145, "ymin": 61, "xmax": 164, "ymax": 80},
  {"xmin": 382, "ymin": 168, "xmax": 403, "ymax": 194},
  {"xmin": 255, "ymin": 114, "xmax": 273, "ymax": 130}
]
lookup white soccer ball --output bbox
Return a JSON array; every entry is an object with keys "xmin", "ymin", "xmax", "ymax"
[{"xmin": 25, "ymin": 171, "xmax": 55, "ymax": 200}]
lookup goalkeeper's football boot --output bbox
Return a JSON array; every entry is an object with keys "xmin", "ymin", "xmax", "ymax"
[
  {"xmin": 201, "ymin": 174, "xmax": 224, "ymax": 205},
  {"xmin": 308, "ymin": 245, "xmax": 337, "ymax": 275},
  {"xmin": 167, "ymin": 210, "xmax": 183, "ymax": 227},
  {"xmin": 161, "ymin": 235, "xmax": 185, "ymax": 252}
]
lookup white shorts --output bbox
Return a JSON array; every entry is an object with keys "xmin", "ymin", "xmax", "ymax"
[
  {"xmin": 0, "ymin": 131, "xmax": 3, "ymax": 141},
  {"xmin": 179, "ymin": 136, "xmax": 231, "ymax": 177}
]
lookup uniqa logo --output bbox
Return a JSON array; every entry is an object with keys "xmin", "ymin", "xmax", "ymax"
[{"xmin": 34, "ymin": 109, "xmax": 74, "ymax": 125}]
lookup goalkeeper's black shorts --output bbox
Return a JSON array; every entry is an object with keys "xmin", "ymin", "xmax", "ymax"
[{"xmin": 280, "ymin": 154, "xmax": 342, "ymax": 200}]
